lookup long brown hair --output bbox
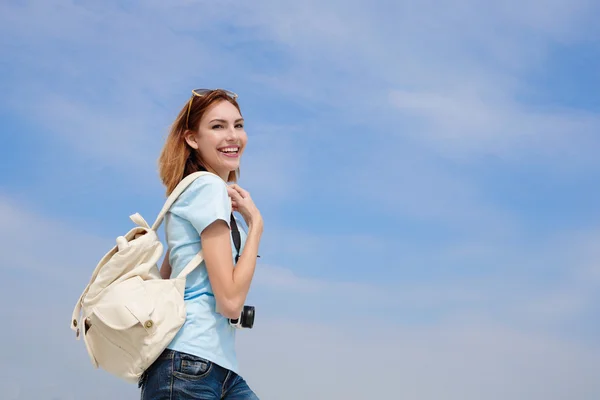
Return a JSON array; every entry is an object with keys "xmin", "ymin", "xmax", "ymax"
[{"xmin": 158, "ymin": 90, "xmax": 242, "ymax": 195}]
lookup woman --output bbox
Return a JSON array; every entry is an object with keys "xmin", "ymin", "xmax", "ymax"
[{"xmin": 140, "ymin": 89, "xmax": 263, "ymax": 399}]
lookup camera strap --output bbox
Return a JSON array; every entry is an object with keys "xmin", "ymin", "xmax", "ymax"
[
  {"xmin": 229, "ymin": 213, "xmax": 260, "ymax": 263},
  {"xmin": 230, "ymin": 213, "xmax": 241, "ymax": 262}
]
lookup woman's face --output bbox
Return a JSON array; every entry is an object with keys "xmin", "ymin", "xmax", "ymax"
[{"xmin": 186, "ymin": 100, "xmax": 247, "ymax": 180}]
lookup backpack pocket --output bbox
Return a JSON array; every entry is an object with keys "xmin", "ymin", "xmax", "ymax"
[
  {"xmin": 83, "ymin": 276, "xmax": 157, "ymax": 380},
  {"xmin": 84, "ymin": 313, "xmax": 138, "ymax": 376}
]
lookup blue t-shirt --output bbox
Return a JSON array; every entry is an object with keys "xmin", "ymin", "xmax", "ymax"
[{"xmin": 164, "ymin": 173, "xmax": 247, "ymax": 374}]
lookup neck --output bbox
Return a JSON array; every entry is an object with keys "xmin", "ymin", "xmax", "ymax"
[{"xmin": 205, "ymin": 166, "xmax": 229, "ymax": 182}]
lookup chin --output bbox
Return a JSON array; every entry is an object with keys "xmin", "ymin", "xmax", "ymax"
[
  {"xmin": 216, "ymin": 163, "xmax": 238, "ymax": 178},
  {"xmin": 224, "ymin": 162, "xmax": 240, "ymax": 171}
]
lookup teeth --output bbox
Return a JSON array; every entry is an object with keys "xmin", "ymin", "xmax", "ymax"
[{"xmin": 220, "ymin": 147, "xmax": 239, "ymax": 153}]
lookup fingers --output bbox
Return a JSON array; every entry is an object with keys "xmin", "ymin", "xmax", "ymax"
[
  {"xmin": 228, "ymin": 184, "xmax": 253, "ymax": 219},
  {"xmin": 227, "ymin": 186, "xmax": 242, "ymax": 201},
  {"xmin": 228, "ymin": 187, "xmax": 242, "ymax": 213},
  {"xmin": 228, "ymin": 184, "xmax": 250, "ymax": 198}
]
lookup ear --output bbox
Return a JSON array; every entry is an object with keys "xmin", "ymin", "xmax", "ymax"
[{"xmin": 184, "ymin": 130, "xmax": 199, "ymax": 150}]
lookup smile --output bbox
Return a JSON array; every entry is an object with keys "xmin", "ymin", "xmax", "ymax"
[{"xmin": 218, "ymin": 146, "xmax": 240, "ymax": 157}]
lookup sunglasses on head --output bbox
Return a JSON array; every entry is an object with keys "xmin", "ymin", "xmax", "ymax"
[{"xmin": 185, "ymin": 88, "xmax": 238, "ymax": 130}]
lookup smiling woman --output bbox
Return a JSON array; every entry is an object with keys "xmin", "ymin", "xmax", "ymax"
[{"xmin": 139, "ymin": 89, "xmax": 264, "ymax": 400}]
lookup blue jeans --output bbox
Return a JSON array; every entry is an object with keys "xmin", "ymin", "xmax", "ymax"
[{"xmin": 140, "ymin": 349, "xmax": 259, "ymax": 400}]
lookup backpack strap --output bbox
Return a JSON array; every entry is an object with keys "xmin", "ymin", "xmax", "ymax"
[
  {"xmin": 153, "ymin": 171, "xmax": 231, "ymax": 281},
  {"xmin": 151, "ymin": 171, "xmax": 217, "ymax": 231}
]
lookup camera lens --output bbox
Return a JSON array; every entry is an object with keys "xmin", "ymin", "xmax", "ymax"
[{"xmin": 241, "ymin": 305, "xmax": 255, "ymax": 328}]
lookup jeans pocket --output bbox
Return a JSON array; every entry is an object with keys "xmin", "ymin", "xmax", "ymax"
[{"xmin": 172, "ymin": 353, "xmax": 213, "ymax": 381}]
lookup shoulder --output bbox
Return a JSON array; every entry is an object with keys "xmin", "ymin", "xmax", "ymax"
[
  {"xmin": 171, "ymin": 173, "xmax": 231, "ymax": 218},
  {"xmin": 184, "ymin": 173, "xmax": 226, "ymax": 195},
  {"xmin": 177, "ymin": 173, "xmax": 227, "ymax": 202}
]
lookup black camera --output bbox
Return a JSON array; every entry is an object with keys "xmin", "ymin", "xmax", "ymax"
[{"xmin": 229, "ymin": 305, "xmax": 255, "ymax": 329}]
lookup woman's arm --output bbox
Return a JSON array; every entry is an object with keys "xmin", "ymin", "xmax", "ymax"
[
  {"xmin": 201, "ymin": 185, "xmax": 263, "ymax": 319},
  {"xmin": 201, "ymin": 218, "xmax": 262, "ymax": 318},
  {"xmin": 160, "ymin": 249, "xmax": 172, "ymax": 279}
]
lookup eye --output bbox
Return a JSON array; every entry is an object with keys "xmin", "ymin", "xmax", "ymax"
[
  {"xmin": 235, "ymin": 123, "xmax": 244, "ymax": 129},
  {"xmin": 212, "ymin": 124, "xmax": 224, "ymax": 129}
]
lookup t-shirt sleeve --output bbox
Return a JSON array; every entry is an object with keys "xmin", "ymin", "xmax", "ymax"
[{"xmin": 170, "ymin": 175, "xmax": 232, "ymax": 234}]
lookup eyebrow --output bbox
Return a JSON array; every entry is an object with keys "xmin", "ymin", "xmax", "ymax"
[{"xmin": 209, "ymin": 118, "xmax": 244, "ymax": 124}]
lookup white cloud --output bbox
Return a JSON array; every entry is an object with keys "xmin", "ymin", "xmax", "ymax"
[
  {"xmin": 238, "ymin": 318, "xmax": 600, "ymax": 400},
  {"xmin": 200, "ymin": 0, "xmax": 600, "ymax": 167},
  {"xmin": 4, "ymin": 0, "xmax": 599, "ymax": 163},
  {"xmin": 5, "ymin": 301, "xmax": 598, "ymax": 400},
  {"xmin": 2, "ymin": 2, "xmax": 600, "ymax": 398},
  {"xmin": 0, "ymin": 194, "xmax": 110, "ymax": 283},
  {"xmin": 1, "ymin": 192, "xmax": 599, "ymax": 399},
  {"xmin": 0, "ymin": 1, "xmax": 293, "ymax": 184},
  {"xmin": 215, "ymin": 0, "xmax": 598, "ymax": 88},
  {"xmin": 329, "ymin": 148, "xmax": 520, "ymax": 235},
  {"xmin": 388, "ymin": 88, "xmax": 600, "ymax": 164},
  {"xmin": 3, "ymin": 0, "xmax": 599, "ymax": 225},
  {"xmin": 1, "ymin": 0, "xmax": 310, "ymax": 209},
  {"xmin": 237, "ymin": 123, "xmax": 306, "ymax": 203}
]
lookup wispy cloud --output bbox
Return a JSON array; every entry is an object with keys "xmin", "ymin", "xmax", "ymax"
[
  {"xmin": 239, "ymin": 318, "xmax": 600, "ymax": 400},
  {"xmin": 1, "ymin": 198, "xmax": 599, "ymax": 399},
  {"xmin": 2, "ymin": 0, "xmax": 600, "ymax": 398},
  {"xmin": 389, "ymin": 88, "xmax": 600, "ymax": 164},
  {"xmin": 202, "ymin": 0, "xmax": 600, "ymax": 169},
  {"xmin": 0, "ymin": 194, "xmax": 109, "ymax": 284}
]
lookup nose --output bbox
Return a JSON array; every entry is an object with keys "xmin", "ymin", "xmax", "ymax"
[{"xmin": 225, "ymin": 125, "xmax": 239, "ymax": 141}]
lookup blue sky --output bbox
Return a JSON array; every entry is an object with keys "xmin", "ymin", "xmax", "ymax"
[{"xmin": 1, "ymin": 0, "xmax": 600, "ymax": 398}]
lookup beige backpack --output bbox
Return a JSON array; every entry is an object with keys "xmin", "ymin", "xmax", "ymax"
[{"xmin": 70, "ymin": 171, "xmax": 218, "ymax": 384}]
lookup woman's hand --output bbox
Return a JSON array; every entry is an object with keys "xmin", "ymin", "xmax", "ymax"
[{"xmin": 227, "ymin": 184, "xmax": 263, "ymax": 229}]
